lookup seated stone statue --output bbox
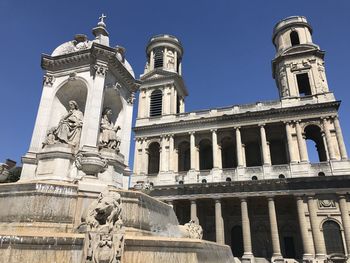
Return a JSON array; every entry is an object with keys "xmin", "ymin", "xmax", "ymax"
[
  {"xmin": 43, "ymin": 100, "xmax": 83, "ymax": 148},
  {"xmin": 99, "ymin": 107, "xmax": 121, "ymax": 152}
]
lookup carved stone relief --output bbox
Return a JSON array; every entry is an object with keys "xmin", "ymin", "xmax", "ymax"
[{"xmin": 318, "ymin": 199, "xmax": 336, "ymax": 209}]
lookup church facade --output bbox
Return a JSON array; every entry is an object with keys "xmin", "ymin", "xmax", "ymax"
[{"xmin": 132, "ymin": 16, "xmax": 350, "ymax": 262}]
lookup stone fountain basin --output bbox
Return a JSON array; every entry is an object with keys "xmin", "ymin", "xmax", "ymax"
[
  {"xmin": 0, "ymin": 181, "xmax": 235, "ymax": 262},
  {"xmin": 0, "ymin": 232, "xmax": 235, "ymax": 263}
]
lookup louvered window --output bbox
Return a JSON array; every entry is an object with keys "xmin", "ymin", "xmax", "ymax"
[
  {"xmin": 150, "ymin": 90, "xmax": 162, "ymax": 117},
  {"xmin": 154, "ymin": 48, "xmax": 163, "ymax": 68}
]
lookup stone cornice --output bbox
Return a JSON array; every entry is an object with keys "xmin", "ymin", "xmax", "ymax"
[
  {"xmin": 140, "ymin": 69, "xmax": 188, "ymax": 97},
  {"xmin": 148, "ymin": 175, "xmax": 350, "ymax": 200},
  {"xmin": 41, "ymin": 43, "xmax": 140, "ymax": 92},
  {"xmin": 133, "ymin": 101, "xmax": 340, "ymax": 135}
]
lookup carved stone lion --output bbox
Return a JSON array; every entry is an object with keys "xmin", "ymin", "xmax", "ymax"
[
  {"xmin": 83, "ymin": 192, "xmax": 124, "ymax": 263},
  {"xmin": 86, "ymin": 192, "xmax": 123, "ymax": 233}
]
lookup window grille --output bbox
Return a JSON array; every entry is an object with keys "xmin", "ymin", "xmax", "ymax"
[{"xmin": 150, "ymin": 90, "xmax": 162, "ymax": 117}]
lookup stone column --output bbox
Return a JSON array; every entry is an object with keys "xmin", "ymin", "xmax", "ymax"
[
  {"xmin": 241, "ymin": 198, "xmax": 254, "ymax": 261},
  {"xmin": 215, "ymin": 199, "xmax": 225, "ymax": 244},
  {"xmin": 212, "ymin": 129, "xmax": 220, "ymax": 168},
  {"xmin": 323, "ymin": 118, "xmax": 336, "ymax": 160},
  {"xmin": 190, "ymin": 199, "xmax": 199, "ymax": 224},
  {"xmin": 338, "ymin": 195, "xmax": 350, "ymax": 255},
  {"xmin": 235, "ymin": 127, "xmax": 244, "ymax": 167},
  {"xmin": 190, "ymin": 132, "xmax": 197, "ymax": 170},
  {"xmin": 267, "ymin": 197, "xmax": 282, "ymax": 259},
  {"xmin": 260, "ymin": 125, "xmax": 271, "ymax": 165},
  {"xmin": 307, "ymin": 196, "xmax": 326, "ymax": 258},
  {"xmin": 295, "ymin": 196, "xmax": 314, "ymax": 259},
  {"xmin": 285, "ymin": 122, "xmax": 297, "ymax": 163},
  {"xmin": 333, "ymin": 117, "xmax": 348, "ymax": 160},
  {"xmin": 295, "ymin": 121, "xmax": 309, "ymax": 162},
  {"xmin": 169, "ymin": 134, "xmax": 175, "ymax": 171},
  {"xmin": 142, "ymin": 138, "xmax": 149, "ymax": 174}
]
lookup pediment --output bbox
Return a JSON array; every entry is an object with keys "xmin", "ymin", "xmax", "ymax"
[
  {"xmin": 280, "ymin": 44, "xmax": 319, "ymax": 56},
  {"xmin": 140, "ymin": 69, "xmax": 177, "ymax": 81}
]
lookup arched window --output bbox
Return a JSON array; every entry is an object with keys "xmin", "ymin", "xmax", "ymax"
[
  {"xmin": 148, "ymin": 142, "xmax": 160, "ymax": 174},
  {"xmin": 150, "ymin": 90, "xmax": 162, "ymax": 117},
  {"xmin": 305, "ymin": 125, "xmax": 327, "ymax": 162},
  {"xmin": 178, "ymin": 141, "xmax": 190, "ymax": 172},
  {"xmin": 323, "ymin": 221, "xmax": 345, "ymax": 255},
  {"xmin": 199, "ymin": 139, "xmax": 213, "ymax": 170},
  {"xmin": 154, "ymin": 48, "xmax": 163, "ymax": 68},
  {"xmin": 221, "ymin": 137, "xmax": 236, "ymax": 168},
  {"xmin": 290, "ymin": 31, "xmax": 300, "ymax": 46}
]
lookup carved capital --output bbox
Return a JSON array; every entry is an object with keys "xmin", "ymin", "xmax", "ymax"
[{"xmin": 43, "ymin": 74, "xmax": 55, "ymax": 87}]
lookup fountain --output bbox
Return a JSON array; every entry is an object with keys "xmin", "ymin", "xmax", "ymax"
[{"xmin": 0, "ymin": 15, "xmax": 235, "ymax": 263}]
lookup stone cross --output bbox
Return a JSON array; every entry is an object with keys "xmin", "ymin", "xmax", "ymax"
[{"xmin": 99, "ymin": 14, "xmax": 106, "ymax": 23}]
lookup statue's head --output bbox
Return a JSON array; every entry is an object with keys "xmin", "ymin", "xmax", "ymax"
[
  {"xmin": 69, "ymin": 100, "xmax": 79, "ymax": 110},
  {"xmin": 102, "ymin": 107, "xmax": 113, "ymax": 117}
]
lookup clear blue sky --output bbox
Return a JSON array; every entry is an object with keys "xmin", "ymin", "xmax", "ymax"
[{"xmin": 0, "ymin": 1, "xmax": 349, "ymax": 167}]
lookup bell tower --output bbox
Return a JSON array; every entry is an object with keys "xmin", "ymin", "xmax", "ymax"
[
  {"xmin": 137, "ymin": 34, "xmax": 188, "ymax": 120},
  {"xmin": 272, "ymin": 16, "xmax": 334, "ymax": 101}
]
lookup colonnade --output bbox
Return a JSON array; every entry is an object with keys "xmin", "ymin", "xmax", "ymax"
[
  {"xmin": 168, "ymin": 194, "xmax": 350, "ymax": 261},
  {"xmin": 134, "ymin": 117, "xmax": 347, "ymax": 175}
]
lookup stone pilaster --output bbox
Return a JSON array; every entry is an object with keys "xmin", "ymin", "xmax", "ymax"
[
  {"xmin": 215, "ymin": 199, "xmax": 225, "ymax": 244},
  {"xmin": 241, "ymin": 198, "xmax": 254, "ymax": 263},
  {"xmin": 295, "ymin": 196, "xmax": 314, "ymax": 260}
]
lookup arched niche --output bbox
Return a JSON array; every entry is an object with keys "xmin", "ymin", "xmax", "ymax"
[
  {"xmin": 102, "ymin": 87, "xmax": 123, "ymax": 127},
  {"xmin": 49, "ymin": 80, "xmax": 88, "ymax": 129}
]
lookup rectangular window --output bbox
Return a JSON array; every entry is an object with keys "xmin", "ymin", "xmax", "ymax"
[{"xmin": 296, "ymin": 73, "xmax": 312, "ymax": 96}]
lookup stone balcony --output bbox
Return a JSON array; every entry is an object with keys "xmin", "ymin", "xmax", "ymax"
[{"xmin": 131, "ymin": 160, "xmax": 350, "ymax": 187}]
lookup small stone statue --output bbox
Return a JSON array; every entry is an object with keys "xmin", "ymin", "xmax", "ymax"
[
  {"xmin": 43, "ymin": 100, "xmax": 84, "ymax": 148},
  {"xmin": 99, "ymin": 107, "xmax": 121, "ymax": 152},
  {"xmin": 177, "ymin": 220, "xmax": 203, "ymax": 239},
  {"xmin": 83, "ymin": 192, "xmax": 125, "ymax": 263}
]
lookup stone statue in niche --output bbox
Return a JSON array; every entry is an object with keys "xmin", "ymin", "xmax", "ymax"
[
  {"xmin": 99, "ymin": 107, "xmax": 121, "ymax": 152},
  {"xmin": 42, "ymin": 100, "xmax": 84, "ymax": 148},
  {"xmin": 81, "ymin": 191, "xmax": 125, "ymax": 263}
]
